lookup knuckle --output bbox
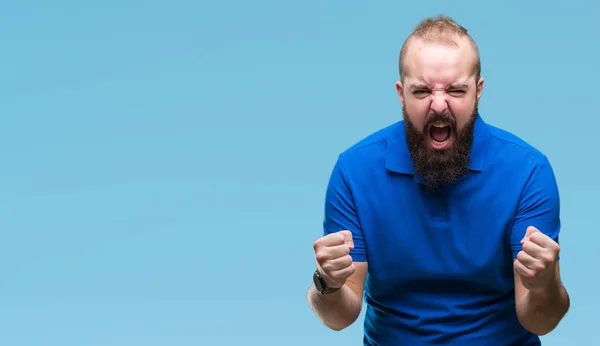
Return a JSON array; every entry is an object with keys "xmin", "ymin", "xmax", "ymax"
[
  {"xmin": 341, "ymin": 229, "xmax": 352, "ymax": 236},
  {"xmin": 515, "ymin": 267, "xmax": 525, "ymax": 277},
  {"xmin": 313, "ymin": 239, "xmax": 322, "ymax": 251},
  {"xmin": 345, "ymin": 255, "xmax": 353, "ymax": 266},
  {"xmin": 315, "ymin": 252, "xmax": 328, "ymax": 264},
  {"xmin": 523, "ymin": 270, "xmax": 535, "ymax": 279}
]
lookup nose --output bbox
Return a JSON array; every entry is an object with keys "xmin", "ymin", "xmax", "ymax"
[{"xmin": 430, "ymin": 92, "xmax": 449, "ymax": 114}]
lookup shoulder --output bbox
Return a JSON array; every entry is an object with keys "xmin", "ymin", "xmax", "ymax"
[
  {"xmin": 486, "ymin": 122, "xmax": 552, "ymax": 171},
  {"xmin": 482, "ymin": 122, "xmax": 559, "ymax": 206},
  {"xmin": 335, "ymin": 121, "xmax": 402, "ymax": 169}
]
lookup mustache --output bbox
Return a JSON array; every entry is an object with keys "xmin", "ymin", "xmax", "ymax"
[{"xmin": 424, "ymin": 113, "xmax": 456, "ymax": 127}]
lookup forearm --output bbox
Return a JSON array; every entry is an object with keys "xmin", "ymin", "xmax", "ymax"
[
  {"xmin": 307, "ymin": 283, "xmax": 362, "ymax": 331},
  {"xmin": 517, "ymin": 279, "xmax": 570, "ymax": 335}
]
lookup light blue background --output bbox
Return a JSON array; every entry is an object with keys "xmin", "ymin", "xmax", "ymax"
[{"xmin": 1, "ymin": 1, "xmax": 596, "ymax": 345}]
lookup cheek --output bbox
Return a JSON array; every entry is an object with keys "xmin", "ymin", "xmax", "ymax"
[
  {"xmin": 405, "ymin": 101, "xmax": 429, "ymax": 128},
  {"xmin": 447, "ymin": 100, "xmax": 476, "ymax": 128}
]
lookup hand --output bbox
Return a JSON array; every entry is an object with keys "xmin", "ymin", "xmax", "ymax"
[
  {"xmin": 514, "ymin": 226, "xmax": 560, "ymax": 295},
  {"xmin": 313, "ymin": 230, "xmax": 355, "ymax": 289}
]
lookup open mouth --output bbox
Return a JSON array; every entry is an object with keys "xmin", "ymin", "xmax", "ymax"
[{"xmin": 428, "ymin": 121, "xmax": 453, "ymax": 149}]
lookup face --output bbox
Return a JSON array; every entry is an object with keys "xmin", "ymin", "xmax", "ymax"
[{"xmin": 396, "ymin": 37, "xmax": 484, "ymax": 190}]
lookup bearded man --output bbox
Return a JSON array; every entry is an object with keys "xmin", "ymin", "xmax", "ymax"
[{"xmin": 307, "ymin": 15, "xmax": 570, "ymax": 345}]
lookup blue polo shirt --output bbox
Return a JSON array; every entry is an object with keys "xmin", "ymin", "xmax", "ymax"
[{"xmin": 322, "ymin": 114, "xmax": 561, "ymax": 345}]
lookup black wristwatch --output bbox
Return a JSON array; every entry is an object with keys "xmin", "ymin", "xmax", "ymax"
[{"xmin": 313, "ymin": 269, "xmax": 341, "ymax": 295}]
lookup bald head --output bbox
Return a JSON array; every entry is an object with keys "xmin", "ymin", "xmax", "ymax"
[{"xmin": 399, "ymin": 15, "xmax": 481, "ymax": 83}]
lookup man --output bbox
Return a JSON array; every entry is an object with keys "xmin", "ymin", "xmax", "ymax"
[{"xmin": 307, "ymin": 15, "xmax": 570, "ymax": 345}]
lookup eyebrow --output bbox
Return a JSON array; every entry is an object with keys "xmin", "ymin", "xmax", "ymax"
[
  {"xmin": 409, "ymin": 83, "xmax": 469, "ymax": 90},
  {"xmin": 409, "ymin": 84, "xmax": 429, "ymax": 90}
]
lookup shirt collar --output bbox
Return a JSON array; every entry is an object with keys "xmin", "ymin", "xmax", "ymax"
[{"xmin": 385, "ymin": 113, "xmax": 491, "ymax": 175}]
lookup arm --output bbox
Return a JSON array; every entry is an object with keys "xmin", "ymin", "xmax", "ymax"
[
  {"xmin": 510, "ymin": 155, "xmax": 570, "ymax": 335},
  {"xmin": 307, "ymin": 157, "xmax": 368, "ymax": 331},
  {"xmin": 514, "ymin": 260, "xmax": 569, "ymax": 335},
  {"xmin": 307, "ymin": 262, "xmax": 368, "ymax": 331}
]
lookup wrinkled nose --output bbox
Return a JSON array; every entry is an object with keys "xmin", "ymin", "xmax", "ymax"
[{"xmin": 430, "ymin": 93, "xmax": 449, "ymax": 114}]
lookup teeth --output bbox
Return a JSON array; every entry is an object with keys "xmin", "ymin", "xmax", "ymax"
[{"xmin": 431, "ymin": 121, "xmax": 449, "ymax": 128}]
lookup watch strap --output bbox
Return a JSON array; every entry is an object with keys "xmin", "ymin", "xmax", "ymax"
[{"xmin": 313, "ymin": 269, "xmax": 342, "ymax": 294}]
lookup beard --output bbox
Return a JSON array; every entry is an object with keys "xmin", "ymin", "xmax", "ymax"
[{"xmin": 403, "ymin": 101, "xmax": 478, "ymax": 191}]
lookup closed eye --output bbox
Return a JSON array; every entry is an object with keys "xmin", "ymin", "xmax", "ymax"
[{"xmin": 448, "ymin": 89, "xmax": 466, "ymax": 96}]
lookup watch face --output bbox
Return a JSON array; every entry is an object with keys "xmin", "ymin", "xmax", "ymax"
[{"xmin": 313, "ymin": 271, "xmax": 325, "ymax": 292}]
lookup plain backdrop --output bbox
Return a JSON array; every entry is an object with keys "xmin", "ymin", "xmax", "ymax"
[{"xmin": 1, "ymin": 1, "xmax": 597, "ymax": 345}]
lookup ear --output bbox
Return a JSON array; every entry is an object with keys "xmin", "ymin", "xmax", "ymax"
[
  {"xmin": 476, "ymin": 77, "xmax": 484, "ymax": 101},
  {"xmin": 395, "ymin": 81, "xmax": 405, "ymax": 104}
]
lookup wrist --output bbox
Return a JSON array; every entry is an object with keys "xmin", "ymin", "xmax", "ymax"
[
  {"xmin": 528, "ymin": 277, "xmax": 563, "ymax": 301},
  {"xmin": 313, "ymin": 269, "xmax": 344, "ymax": 295}
]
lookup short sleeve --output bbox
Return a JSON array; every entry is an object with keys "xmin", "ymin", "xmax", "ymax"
[
  {"xmin": 510, "ymin": 155, "xmax": 561, "ymax": 259},
  {"xmin": 322, "ymin": 158, "xmax": 367, "ymax": 262}
]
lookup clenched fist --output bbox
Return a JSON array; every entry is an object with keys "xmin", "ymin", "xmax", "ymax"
[
  {"xmin": 514, "ymin": 226, "xmax": 560, "ymax": 295},
  {"xmin": 313, "ymin": 230, "xmax": 356, "ymax": 289}
]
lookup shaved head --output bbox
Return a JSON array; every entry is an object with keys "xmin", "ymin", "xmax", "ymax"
[{"xmin": 399, "ymin": 15, "xmax": 481, "ymax": 83}]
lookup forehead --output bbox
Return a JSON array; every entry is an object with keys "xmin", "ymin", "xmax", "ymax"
[{"xmin": 403, "ymin": 37, "xmax": 477, "ymax": 87}]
